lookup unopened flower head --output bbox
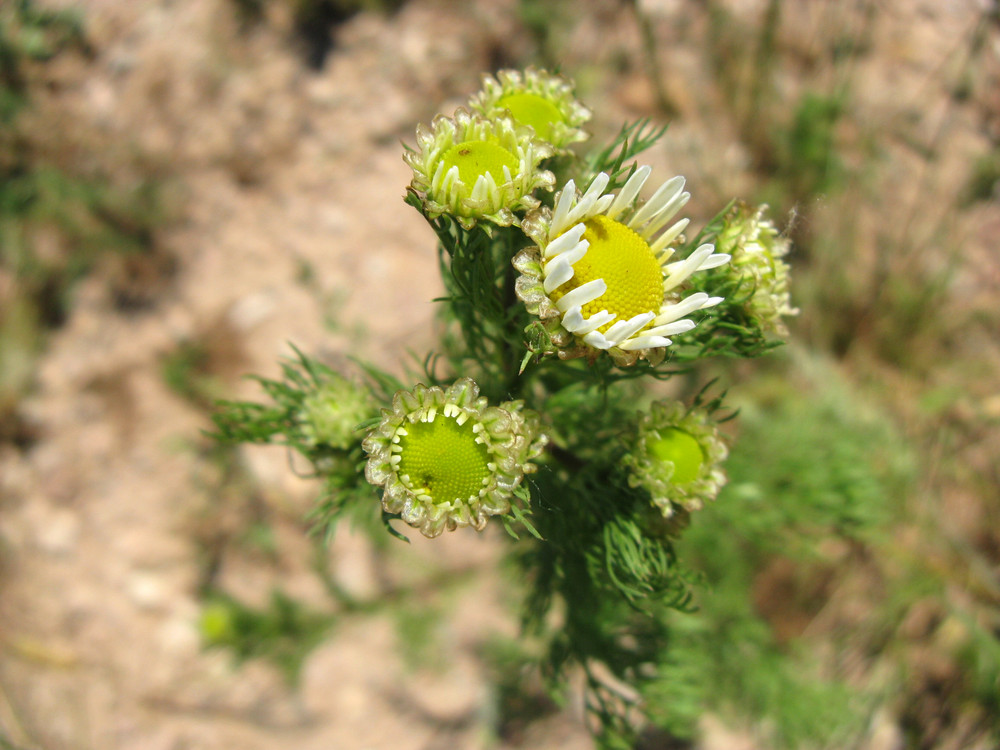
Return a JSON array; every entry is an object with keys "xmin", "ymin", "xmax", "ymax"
[
  {"xmin": 716, "ymin": 202, "xmax": 798, "ymax": 336},
  {"xmin": 299, "ymin": 375, "xmax": 375, "ymax": 451},
  {"xmin": 362, "ymin": 378, "xmax": 547, "ymax": 538},
  {"xmin": 470, "ymin": 68, "xmax": 592, "ymax": 150},
  {"xmin": 624, "ymin": 400, "xmax": 728, "ymax": 517},
  {"xmin": 404, "ymin": 108, "xmax": 555, "ymax": 229},
  {"xmin": 514, "ymin": 168, "xmax": 731, "ymax": 366}
]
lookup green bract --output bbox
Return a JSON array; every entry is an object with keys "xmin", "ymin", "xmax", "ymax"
[
  {"xmin": 470, "ymin": 67, "xmax": 592, "ymax": 150},
  {"xmin": 404, "ymin": 108, "xmax": 555, "ymax": 229},
  {"xmin": 625, "ymin": 400, "xmax": 728, "ymax": 517},
  {"xmin": 362, "ymin": 377, "xmax": 547, "ymax": 538},
  {"xmin": 514, "ymin": 168, "xmax": 731, "ymax": 366}
]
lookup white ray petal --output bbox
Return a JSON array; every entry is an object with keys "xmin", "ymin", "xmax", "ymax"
[
  {"xmin": 430, "ymin": 160, "xmax": 447, "ymax": 190},
  {"xmin": 543, "ymin": 222, "xmax": 587, "ymax": 259},
  {"xmin": 550, "ymin": 179, "xmax": 578, "ymax": 235},
  {"xmin": 542, "ymin": 257, "xmax": 575, "ymax": 293},
  {"xmin": 651, "ymin": 218, "xmax": 690, "ymax": 257},
  {"xmin": 562, "ymin": 307, "xmax": 615, "ymax": 334},
  {"xmin": 575, "ymin": 310, "xmax": 617, "ymax": 334},
  {"xmin": 470, "ymin": 174, "xmax": 489, "ymax": 202},
  {"xmin": 589, "ymin": 194, "xmax": 615, "ymax": 217},
  {"xmin": 620, "ymin": 335, "xmax": 672, "ymax": 351},
  {"xmin": 699, "ymin": 253, "xmax": 731, "ymax": 270},
  {"xmin": 664, "ymin": 247, "xmax": 730, "ymax": 276},
  {"xmin": 554, "ymin": 278, "xmax": 606, "ymax": 313},
  {"xmin": 644, "ymin": 319, "xmax": 696, "ymax": 338},
  {"xmin": 662, "ymin": 244, "xmax": 715, "ymax": 292},
  {"xmin": 581, "ymin": 172, "xmax": 611, "ymax": 204},
  {"xmin": 559, "ymin": 306, "xmax": 585, "ymax": 332},
  {"xmin": 606, "ymin": 165, "xmax": 651, "ymax": 220},
  {"xmin": 543, "ymin": 240, "xmax": 589, "ymax": 288},
  {"xmin": 557, "ymin": 239, "xmax": 590, "ymax": 268},
  {"xmin": 582, "ymin": 330, "xmax": 615, "ymax": 350},
  {"xmin": 602, "ymin": 312, "xmax": 655, "ymax": 345},
  {"xmin": 653, "ymin": 293, "xmax": 711, "ymax": 325},
  {"xmin": 657, "ymin": 248, "xmax": 676, "ymax": 266},
  {"xmin": 630, "ymin": 176, "xmax": 685, "ymax": 227},
  {"xmin": 642, "ymin": 191, "xmax": 690, "ymax": 235},
  {"xmin": 439, "ymin": 164, "xmax": 459, "ymax": 194},
  {"xmin": 565, "ymin": 172, "xmax": 611, "ymax": 227}
]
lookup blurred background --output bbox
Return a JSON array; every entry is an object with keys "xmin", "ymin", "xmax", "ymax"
[{"xmin": 1, "ymin": 0, "xmax": 998, "ymax": 748}]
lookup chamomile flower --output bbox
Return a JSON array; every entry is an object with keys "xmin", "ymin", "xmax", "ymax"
[
  {"xmin": 404, "ymin": 108, "xmax": 555, "ymax": 229},
  {"xmin": 715, "ymin": 202, "xmax": 798, "ymax": 336},
  {"xmin": 514, "ymin": 168, "xmax": 731, "ymax": 366},
  {"xmin": 362, "ymin": 378, "xmax": 547, "ymax": 538},
  {"xmin": 624, "ymin": 401, "xmax": 728, "ymax": 518},
  {"xmin": 470, "ymin": 67, "xmax": 592, "ymax": 150}
]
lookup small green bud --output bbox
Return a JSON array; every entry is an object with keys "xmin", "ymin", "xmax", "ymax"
[
  {"xmin": 299, "ymin": 375, "xmax": 376, "ymax": 451},
  {"xmin": 624, "ymin": 401, "xmax": 728, "ymax": 517},
  {"xmin": 715, "ymin": 203, "xmax": 798, "ymax": 336},
  {"xmin": 404, "ymin": 108, "xmax": 554, "ymax": 229},
  {"xmin": 470, "ymin": 67, "xmax": 592, "ymax": 150}
]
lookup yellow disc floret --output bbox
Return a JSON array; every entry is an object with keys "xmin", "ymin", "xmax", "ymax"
[
  {"xmin": 441, "ymin": 140, "xmax": 519, "ymax": 201},
  {"xmin": 497, "ymin": 92, "xmax": 566, "ymax": 142},
  {"xmin": 553, "ymin": 215, "xmax": 664, "ymax": 332},
  {"xmin": 397, "ymin": 415, "xmax": 492, "ymax": 503}
]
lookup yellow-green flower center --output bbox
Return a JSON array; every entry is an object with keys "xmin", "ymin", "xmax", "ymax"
[
  {"xmin": 497, "ymin": 92, "xmax": 565, "ymax": 142},
  {"xmin": 396, "ymin": 415, "xmax": 492, "ymax": 503},
  {"xmin": 441, "ymin": 139, "xmax": 519, "ymax": 199},
  {"xmin": 649, "ymin": 428, "xmax": 704, "ymax": 484},
  {"xmin": 553, "ymin": 215, "xmax": 663, "ymax": 333}
]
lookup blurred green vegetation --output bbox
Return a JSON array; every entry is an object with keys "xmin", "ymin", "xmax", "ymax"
[
  {"xmin": 963, "ymin": 147, "xmax": 1000, "ymax": 205},
  {"xmin": 200, "ymin": 589, "xmax": 336, "ymax": 684},
  {"xmin": 647, "ymin": 357, "xmax": 915, "ymax": 745},
  {"xmin": 160, "ymin": 321, "xmax": 247, "ymax": 412},
  {"xmin": 0, "ymin": 0, "xmax": 85, "ymax": 122}
]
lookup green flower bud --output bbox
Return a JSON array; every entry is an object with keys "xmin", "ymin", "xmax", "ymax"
[
  {"xmin": 470, "ymin": 67, "xmax": 592, "ymax": 150},
  {"xmin": 404, "ymin": 108, "xmax": 554, "ymax": 229},
  {"xmin": 362, "ymin": 378, "xmax": 547, "ymax": 538},
  {"xmin": 715, "ymin": 202, "xmax": 798, "ymax": 336},
  {"xmin": 299, "ymin": 374, "xmax": 376, "ymax": 451},
  {"xmin": 624, "ymin": 401, "xmax": 728, "ymax": 517}
]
